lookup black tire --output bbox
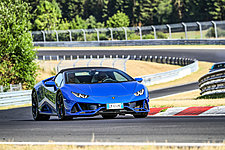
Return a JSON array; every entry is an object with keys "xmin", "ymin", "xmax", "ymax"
[
  {"xmin": 56, "ymin": 92, "xmax": 73, "ymax": 120},
  {"xmin": 32, "ymin": 90, "xmax": 50, "ymax": 121},
  {"xmin": 133, "ymin": 112, "xmax": 148, "ymax": 118},
  {"xmin": 101, "ymin": 114, "xmax": 118, "ymax": 119}
]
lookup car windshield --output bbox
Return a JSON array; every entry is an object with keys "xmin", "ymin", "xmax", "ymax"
[{"xmin": 65, "ymin": 69, "xmax": 134, "ymax": 84}]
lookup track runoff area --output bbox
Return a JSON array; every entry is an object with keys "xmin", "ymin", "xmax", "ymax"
[{"xmin": 0, "ymin": 48, "xmax": 225, "ymax": 147}]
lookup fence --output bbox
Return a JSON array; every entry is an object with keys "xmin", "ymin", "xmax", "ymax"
[
  {"xmin": 140, "ymin": 60, "xmax": 198, "ymax": 86},
  {"xmin": 56, "ymin": 56, "xmax": 129, "ymax": 73},
  {"xmin": 199, "ymin": 69, "xmax": 225, "ymax": 96},
  {"xmin": 0, "ymin": 90, "xmax": 31, "ymax": 107},
  {"xmin": 32, "ymin": 20, "xmax": 225, "ymax": 44}
]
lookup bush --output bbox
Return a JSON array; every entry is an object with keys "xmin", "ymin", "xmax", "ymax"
[
  {"xmin": 206, "ymin": 27, "xmax": 225, "ymax": 38},
  {"xmin": 0, "ymin": 0, "xmax": 38, "ymax": 89}
]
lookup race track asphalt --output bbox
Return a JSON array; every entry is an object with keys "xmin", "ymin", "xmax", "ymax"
[
  {"xmin": 0, "ymin": 107, "xmax": 225, "ymax": 143},
  {"xmin": 37, "ymin": 48, "xmax": 225, "ymax": 62}
]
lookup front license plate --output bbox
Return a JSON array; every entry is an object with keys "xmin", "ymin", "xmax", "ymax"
[{"xmin": 107, "ymin": 103, "xmax": 124, "ymax": 109}]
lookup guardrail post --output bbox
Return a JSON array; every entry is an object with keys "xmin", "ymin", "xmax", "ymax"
[
  {"xmin": 211, "ymin": 21, "xmax": 218, "ymax": 39},
  {"xmin": 54, "ymin": 30, "xmax": 59, "ymax": 42},
  {"xmin": 68, "ymin": 30, "xmax": 72, "ymax": 41},
  {"xmin": 123, "ymin": 55, "xmax": 130, "ymax": 72},
  {"xmin": 57, "ymin": 55, "xmax": 59, "ymax": 61},
  {"xmin": 43, "ymin": 56, "xmax": 45, "ymax": 61},
  {"xmin": 70, "ymin": 55, "xmax": 73, "ymax": 60},
  {"xmin": 41, "ymin": 31, "xmax": 46, "ymax": 42},
  {"xmin": 137, "ymin": 27, "xmax": 142, "ymax": 40},
  {"xmin": 10, "ymin": 84, "xmax": 12, "ymax": 92},
  {"xmin": 196, "ymin": 22, "xmax": 203, "ymax": 39},
  {"xmin": 151, "ymin": 25, "xmax": 157, "ymax": 39},
  {"xmin": 19, "ymin": 83, "xmax": 22, "ymax": 91},
  {"xmin": 166, "ymin": 24, "xmax": 172, "ymax": 39},
  {"xmin": 182, "ymin": 22, "xmax": 188, "ymax": 39},
  {"xmin": 108, "ymin": 28, "xmax": 113, "ymax": 41},
  {"xmin": 100, "ymin": 56, "xmax": 105, "ymax": 66},
  {"xmin": 81, "ymin": 29, "xmax": 86, "ymax": 41},
  {"xmin": 73, "ymin": 56, "xmax": 79, "ymax": 67},
  {"xmin": 0, "ymin": 85, "xmax": 3, "ymax": 92},
  {"xmin": 63, "ymin": 55, "xmax": 66, "ymax": 60},
  {"xmin": 49, "ymin": 56, "xmax": 52, "ymax": 61},
  {"xmin": 95, "ymin": 29, "xmax": 100, "ymax": 41},
  {"xmin": 87, "ymin": 56, "xmax": 93, "ymax": 67},
  {"xmin": 122, "ymin": 27, "xmax": 128, "ymax": 40}
]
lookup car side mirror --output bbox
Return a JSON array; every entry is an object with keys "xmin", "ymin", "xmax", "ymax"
[
  {"xmin": 134, "ymin": 78, "xmax": 143, "ymax": 83},
  {"xmin": 45, "ymin": 81, "xmax": 56, "ymax": 87}
]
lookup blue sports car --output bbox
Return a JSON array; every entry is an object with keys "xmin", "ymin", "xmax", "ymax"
[{"xmin": 32, "ymin": 67, "xmax": 150, "ymax": 120}]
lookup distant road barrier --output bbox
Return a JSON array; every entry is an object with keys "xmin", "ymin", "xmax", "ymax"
[
  {"xmin": 199, "ymin": 69, "xmax": 225, "ymax": 96},
  {"xmin": 0, "ymin": 90, "xmax": 31, "ymax": 107},
  {"xmin": 32, "ymin": 20, "xmax": 225, "ymax": 47},
  {"xmin": 140, "ymin": 60, "xmax": 198, "ymax": 86}
]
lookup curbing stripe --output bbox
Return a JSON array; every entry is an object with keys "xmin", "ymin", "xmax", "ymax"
[
  {"xmin": 174, "ymin": 106, "xmax": 214, "ymax": 116},
  {"xmin": 199, "ymin": 106, "xmax": 225, "ymax": 116},
  {"xmin": 148, "ymin": 106, "xmax": 225, "ymax": 116}
]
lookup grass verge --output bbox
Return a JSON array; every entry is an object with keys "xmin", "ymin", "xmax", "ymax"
[
  {"xmin": 0, "ymin": 103, "xmax": 31, "ymax": 110},
  {"xmin": 150, "ymin": 90, "xmax": 225, "ymax": 107}
]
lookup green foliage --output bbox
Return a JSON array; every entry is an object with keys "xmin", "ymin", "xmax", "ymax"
[
  {"xmin": 107, "ymin": 11, "xmax": 130, "ymax": 28},
  {"xmin": 70, "ymin": 15, "xmax": 88, "ymax": 29},
  {"xmin": 0, "ymin": 0, "xmax": 37, "ymax": 89},
  {"xmin": 34, "ymin": 0, "xmax": 62, "ymax": 30},
  {"xmin": 206, "ymin": 27, "xmax": 225, "ymax": 38},
  {"xmin": 156, "ymin": 0, "xmax": 172, "ymax": 24}
]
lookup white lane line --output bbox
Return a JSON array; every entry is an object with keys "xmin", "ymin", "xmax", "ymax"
[
  {"xmin": 150, "ymin": 89, "xmax": 199, "ymax": 100},
  {"xmin": 0, "ymin": 142, "xmax": 224, "ymax": 147}
]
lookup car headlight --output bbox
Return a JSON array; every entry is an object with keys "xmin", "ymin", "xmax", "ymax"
[
  {"xmin": 72, "ymin": 92, "xmax": 89, "ymax": 98},
  {"xmin": 134, "ymin": 89, "xmax": 144, "ymax": 96}
]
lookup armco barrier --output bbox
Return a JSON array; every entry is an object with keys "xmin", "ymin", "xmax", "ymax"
[
  {"xmin": 199, "ymin": 69, "xmax": 225, "ymax": 96},
  {"xmin": 0, "ymin": 90, "xmax": 32, "ymax": 107},
  {"xmin": 140, "ymin": 60, "xmax": 198, "ymax": 86},
  {"xmin": 33, "ymin": 39, "xmax": 225, "ymax": 47}
]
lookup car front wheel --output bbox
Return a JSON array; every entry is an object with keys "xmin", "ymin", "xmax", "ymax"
[
  {"xmin": 32, "ymin": 90, "xmax": 50, "ymax": 121},
  {"xmin": 56, "ymin": 92, "xmax": 73, "ymax": 120}
]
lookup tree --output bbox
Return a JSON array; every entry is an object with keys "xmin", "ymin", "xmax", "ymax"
[
  {"xmin": 34, "ymin": 0, "xmax": 62, "ymax": 30},
  {"xmin": 56, "ymin": 0, "xmax": 84, "ymax": 21},
  {"xmin": 107, "ymin": 11, "xmax": 130, "ymax": 28},
  {"xmin": 0, "ymin": 0, "xmax": 37, "ymax": 89},
  {"xmin": 156, "ymin": 0, "xmax": 172, "ymax": 24}
]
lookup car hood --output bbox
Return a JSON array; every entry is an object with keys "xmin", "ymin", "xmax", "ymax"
[{"xmin": 63, "ymin": 81, "xmax": 139, "ymax": 97}]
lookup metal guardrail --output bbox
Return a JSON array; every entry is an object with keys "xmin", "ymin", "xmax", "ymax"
[
  {"xmin": 32, "ymin": 20, "xmax": 225, "ymax": 47},
  {"xmin": 0, "ymin": 83, "xmax": 22, "ymax": 93},
  {"xmin": 199, "ymin": 69, "xmax": 225, "ymax": 96},
  {"xmin": 34, "ymin": 39, "xmax": 225, "ymax": 47},
  {"xmin": 140, "ymin": 60, "xmax": 198, "ymax": 86},
  {"xmin": 0, "ymin": 90, "xmax": 31, "ymax": 107}
]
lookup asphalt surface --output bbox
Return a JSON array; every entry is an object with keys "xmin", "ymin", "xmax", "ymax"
[
  {"xmin": 37, "ymin": 48, "xmax": 225, "ymax": 62},
  {"xmin": 0, "ymin": 107, "xmax": 225, "ymax": 143},
  {"xmin": 1, "ymin": 48, "xmax": 225, "ymax": 143},
  {"xmin": 150, "ymin": 82, "xmax": 199, "ymax": 98}
]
